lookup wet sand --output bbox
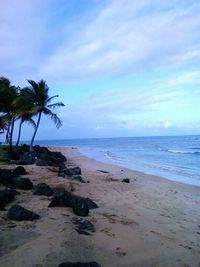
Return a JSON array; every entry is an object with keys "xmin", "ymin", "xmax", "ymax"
[{"xmin": 0, "ymin": 147, "xmax": 200, "ymax": 267}]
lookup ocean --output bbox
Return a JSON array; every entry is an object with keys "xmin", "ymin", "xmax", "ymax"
[{"xmin": 35, "ymin": 135, "xmax": 200, "ymax": 187}]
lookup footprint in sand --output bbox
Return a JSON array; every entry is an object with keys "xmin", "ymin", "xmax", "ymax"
[
  {"xmin": 115, "ymin": 247, "xmax": 127, "ymax": 257},
  {"xmin": 100, "ymin": 227, "xmax": 115, "ymax": 237}
]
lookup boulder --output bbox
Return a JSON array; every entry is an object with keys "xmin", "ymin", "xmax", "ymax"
[
  {"xmin": 58, "ymin": 169, "xmax": 65, "ymax": 177},
  {"xmin": 49, "ymin": 151, "xmax": 67, "ymax": 163},
  {"xmin": 33, "ymin": 146, "xmax": 66, "ymax": 167},
  {"xmin": 65, "ymin": 167, "xmax": 81, "ymax": 176},
  {"xmin": 48, "ymin": 191, "xmax": 75, "ymax": 207},
  {"xmin": 72, "ymin": 198, "xmax": 89, "ymax": 217},
  {"xmin": 35, "ymin": 158, "xmax": 48, "ymax": 166},
  {"xmin": 12, "ymin": 177, "xmax": 33, "ymax": 190},
  {"xmin": 7, "ymin": 204, "xmax": 40, "ymax": 221},
  {"xmin": 0, "ymin": 169, "xmax": 13, "ymax": 186},
  {"xmin": 84, "ymin": 198, "xmax": 99, "ymax": 209},
  {"xmin": 48, "ymin": 191, "xmax": 98, "ymax": 216},
  {"xmin": 122, "ymin": 178, "xmax": 130, "ymax": 183},
  {"xmin": 0, "ymin": 189, "xmax": 17, "ymax": 207},
  {"xmin": 13, "ymin": 166, "xmax": 28, "ymax": 176},
  {"xmin": 33, "ymin": 145, "xmax": 48, "ymax": 154},
  {"xmin": 58, "ymin": 262, "xmax": 101, "ymax": 267},
  {"xmin": 71, "ymin": 175, "xmax": 85, "ymax": 183},
  {"xmin": 33, "ymin": 183, "xmax": 54, "ymax": 196},
  {"xmin": 18, "ymin": 152, "xmax": 35, "ymax": 165}
]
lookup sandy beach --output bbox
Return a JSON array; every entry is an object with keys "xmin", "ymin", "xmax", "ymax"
[{"xmin": 0, "ymin": 146, "xmax": 200, "ymax": 267}]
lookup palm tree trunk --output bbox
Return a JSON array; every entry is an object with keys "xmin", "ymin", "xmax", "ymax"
[
  {"xmin": 16, "ymin": 119, "xmax": 23, "ymax": 147},
  {"xmin": 9, "ymin": 118, "xmax": 15, "ymax": 154},
  {"xmin": 30, "ymin": 111, "xmax": 42, "ymax": 151},
  {"xmin": 5, "ymin": 122, "xmax": 11, "ymax": 144}
]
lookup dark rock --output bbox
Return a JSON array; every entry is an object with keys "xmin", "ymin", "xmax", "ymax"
[
  {"xmin": 0, "ymin": 189, "xmax": 17, "ymax": 207},
  {"xmin": 49, "ymin": 191, "xmax": 98, "ymax": 216},
  {"xmin": 58, "ymin": 170, "xmax": 65, "ymax": 177},
  {"xmin": 49, "ymin": 151, "xmax": 67, "ymax": 162},
  {"xmin": 33, "ymin": 146, "xmax": 66, "ymax": 167},
  {"xmin": 72, "ymin": 198, "xmax": 89, "ymax": 216},
  {"xmin": 122, "ymin": 178, "xmax": 130, "ymax": 183},
  {"xmin": 71, "ymin": 175, "xmax": 85, "ymax": 183},
  {"xmin": 33, "ymin": 145, "xmax": 45, "ymax": 153},
  {"xmin": 22, "ymin": 144, "xmax": 30, "ymax": 151},
  {"xmin": 55, "ymin": 162, "xmax": 65, "ymax": 169},
  {"xmin": 48, "ymin": 191, "xmax": 72, "ymax": 207},
  {"xmin": 33, "ymin": 183, "xmax": 54, "ymax": 196},
  {"xmin": 7, "ymin": 204, "xmax": 40, "ymax": 221},
  {"xmin": 18, "ymin": 152, "xmax": 35, "ymax": 165},
  {"xmin": 33, "ymin": 145, "xmax": 49, "ymax": 155},
  {"xmin": 65, "ymin": 167, "xmax": 81, "ymax": 176},
  {"xmin": 58, "ymin": 262, "xmax": 101, "ymax": 267},
  {"xmin": 0, "ymin": 169, "xmax": 13, "ymax": 186},
  {"xmin": 35, "ymin": 158, "xmax": 48, "ymax": 166},
  {"xmin": 13, "ymin": 166, "xmax": 28, "ymax": 176},
  {"xmin": 84, "ymin": 198, "xmax": 99, "ymax": 209},
  {"xmin": 72, "ymin": 217, "xmax": 95, "ymax": 234},
  {"xmin": 12, "ymin": 177, "xmax": 33, "ymax": 190}
]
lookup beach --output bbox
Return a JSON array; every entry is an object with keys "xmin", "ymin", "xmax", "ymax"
[{"xmin": 0, "ymin": 146, "xmax": 200, "ymax": 267}]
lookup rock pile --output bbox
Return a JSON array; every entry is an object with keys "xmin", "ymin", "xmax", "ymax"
[{"xmin": 13, "ymin": 144, "xmax": 67, "ymax": 167}]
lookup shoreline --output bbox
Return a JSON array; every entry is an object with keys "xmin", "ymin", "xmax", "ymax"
[
  {"xmin": 0, "ymin": 146, "xmax": 200, "ymax": 266},
  {"xmin": 45, "ymin": 144, "xmax": 200, "ymax": 188},
  {"xmin": 52, "ymin": 145, "xmax": 200, "ymax": 190}
]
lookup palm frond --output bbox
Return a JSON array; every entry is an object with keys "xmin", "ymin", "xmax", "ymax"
[
  {"xmin": 47, "ymin": 102, "xmax": 65, "ymax": 109},
  {"xmin": 43, "ymin": 108, "xmax": 62, "ymax": 128},
  {"xmin": 46, "ymin": 95, "xmax": 59, "ymax": 104},
  {"xmin": 25, "ymin": 118, "xmax": 37, "ymax": 129}
]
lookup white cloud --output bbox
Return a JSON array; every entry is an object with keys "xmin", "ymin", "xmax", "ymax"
[
  {"xmin": 163, "ymin": 121, "xmax": 172, "ymax": 129},
  {"xmin": 163, "ymin": 70, "xmax": 200, "ymax": 88},
  {"xmin": 39, "ymin": 0, "xmax": 200, "ymax": 83},
  {"xmin": 58, "ymin": 85, "xmax": 188, "ymax": 134},
  {"xmin": 1, "ymin": 0, "xmax": 200, "ymax": 85},
  {"xmin": 95, "ymin": 126, "xmax": 104, "ymax": 130},
  {"xmin": 0, "ymin": 0, "xmax": 51, "ymax": 84}
]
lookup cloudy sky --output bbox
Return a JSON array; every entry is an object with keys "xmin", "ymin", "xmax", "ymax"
[{"xmin": 1, "ymin": 0, "xmax": 200, "ymax": 140}]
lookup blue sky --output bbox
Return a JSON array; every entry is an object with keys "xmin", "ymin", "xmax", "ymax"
[{"xmin": 0, "ymin": 0, "xmax": 200, "ymax": 140}]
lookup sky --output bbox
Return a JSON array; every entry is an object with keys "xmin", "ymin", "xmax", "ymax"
[{"xmin": 0, "ymin": 0, "xmax": 200, "ymax": 141}]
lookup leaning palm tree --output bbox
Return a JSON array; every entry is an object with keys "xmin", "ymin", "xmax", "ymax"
[
  {"xmin": 12, "ymin": 88, "xmax": 37, "ymax": 147},
  {"xmin": 25, "ymin": 80, "xmax": 64, "ymax": 151},
  {"xmin": 16, "ymin": 115, "xmax": 36, "ymax": 147}
]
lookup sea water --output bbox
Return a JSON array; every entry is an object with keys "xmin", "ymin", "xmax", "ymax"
[{"xmin": 35, "ymin": 135, "xmax": 200, "ymax": 186}]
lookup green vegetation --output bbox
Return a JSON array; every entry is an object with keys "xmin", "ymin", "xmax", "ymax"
[{"xmin": 0, "ymin": 77, "xmax": 65, "ymax": 154}]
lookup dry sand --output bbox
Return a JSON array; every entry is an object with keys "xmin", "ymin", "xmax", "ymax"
[{"xmin": 0, "ymin": 146, "xmax": 200, "ymax": 267}]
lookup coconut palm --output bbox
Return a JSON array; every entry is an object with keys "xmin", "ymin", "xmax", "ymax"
[
  {"xmin": 12, "ymin": 88, "xmax": 37, "ymax": 147},
  {"xmin": 0, "ymin": 77, "xmax": 19, "ymax": 152},
  {"xmin": 24, "ymin": 80, "xmax": 64, "ymax": 151},
  {"xmin": 0, "ymin": 116, "xmax": 7, "ymax": 134},
  {"xmin": 15, "ymin": 115, "xmax": 36, "ymax": 147}
]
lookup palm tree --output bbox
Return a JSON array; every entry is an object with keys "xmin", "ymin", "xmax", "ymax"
[
  {"xmin": 13, "ymin": 88, "xmax": 37, "ymax": 147},
  {"xmin": 16, "ymin": 116, "xmax": 36, "ymax": 147},
  {"xmin": 0, "ymin": 77, "xmax": 19, "ymax": 153},
  {"xmin": 0, "ymin": 116, "xmax": 7, "ymax": 135},
  {"xmin": 25, "ymin": 80, "xmax": 64, "ymax": 151}
]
